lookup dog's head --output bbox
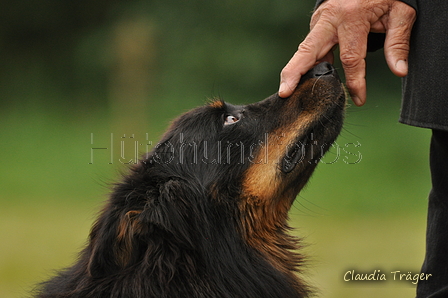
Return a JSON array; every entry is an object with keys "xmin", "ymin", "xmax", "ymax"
[
  {"xmin": 148, "ymin": 62, "xmax": 345, "ymax": 202},
  {"xmin": 87, "ymin": 62, "xmax": 344, "ymax": 296}
]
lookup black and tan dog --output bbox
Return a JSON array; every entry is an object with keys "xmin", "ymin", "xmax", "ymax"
[{"xmin": 36, "ymin": 62, "xmax": 345, "ymax": 298}]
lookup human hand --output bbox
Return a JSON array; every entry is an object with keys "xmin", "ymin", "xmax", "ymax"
[{"xmin": 278, "ymin": 0, "xmax": 416, "ymax": 106}]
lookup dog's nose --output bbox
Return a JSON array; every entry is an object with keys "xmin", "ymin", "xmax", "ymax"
[
  {"xmin": 310, "ymin": 62, "xmax": 334, "ymax": 77},
  {"xmin": 301, "ymin": 62, "xmax": 339, "ymax": 81}
]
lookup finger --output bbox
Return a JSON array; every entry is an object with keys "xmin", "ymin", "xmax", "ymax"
[
  {"xmin": 338, "ymin": 23, "xmax": 369, "ymax": 106},
  {"xmin": 320, "ymin": 49, "xmax": 335, "ymax": 65},
  {"xmin": 384, "ymin": 2, "xmax": 416, "ymax": 77},
  {"xmin": 279, "ymin": 21, "xmax": 338, "ymax": 98},
  {"xmin": 345, "ymin": 61, "xmax": 367, "ymax": 107},
  {"xmin": 279, "ymin": 50, "xmax": 314, "ymax": 98}
]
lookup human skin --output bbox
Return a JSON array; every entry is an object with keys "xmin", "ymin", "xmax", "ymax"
[{"xmin": 278, "ymin": 0, "xmax": 416, "ymax": 106}]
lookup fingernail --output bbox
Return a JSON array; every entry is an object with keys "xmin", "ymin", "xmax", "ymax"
[
  {"xmin": 352, "ymin": 95, "xmax": 363, "ymax": 107},
  {"xmin": 396, "ymin": 60, "xmax": 408, "ymax": 75},
  {"xmin": 278, "ymin": 82, "xmax": 287, "ymax": 98}
]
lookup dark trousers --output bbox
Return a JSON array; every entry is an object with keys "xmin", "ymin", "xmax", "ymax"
[{"xmin": 417, "ymin": 130, "xmax": 448, "ymax": 297}]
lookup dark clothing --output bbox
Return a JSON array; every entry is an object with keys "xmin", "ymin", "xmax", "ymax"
[
  {"xmin": 400, "ymin": 0, "xmax": 448, "ymax": 131},
  {"xmin": 312, "ymin": 0, "xmax": 448, "ymax": 297},
  {"xmin": 418, "ymin": 130, "xmax": 448, "ymax": 297},
  {"xmin": 374, "ymin": 2, "xmax": 448, "ymax": 296},
  {"xmin": 382, "ymin": 1, "xmax": 448, "ymax": 296}
]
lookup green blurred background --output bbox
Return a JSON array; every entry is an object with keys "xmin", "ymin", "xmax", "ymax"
[{"xmin": 0, "ymin": 1, "xmax": 430, "ymax": 297}]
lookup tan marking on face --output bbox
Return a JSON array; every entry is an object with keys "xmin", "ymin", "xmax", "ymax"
[
  {"xmin": 238, "ymin": 108, "xmax": 316, "ymax": 295},
  {"xmin": 242, "ymin": 113, "xmax": 314, "ymax": 200}
]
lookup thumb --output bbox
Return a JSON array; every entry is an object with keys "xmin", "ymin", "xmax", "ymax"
[{"xmin": 384, "ymin": 2, "xmax": 416, "ymax": 77}]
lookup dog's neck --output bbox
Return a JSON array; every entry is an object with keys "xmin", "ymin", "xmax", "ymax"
[{"xmin": 238, "ymin": 193, "xmax": 308, "ymax": 296}]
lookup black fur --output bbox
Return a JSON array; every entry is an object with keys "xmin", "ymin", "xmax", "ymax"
[{"xmin": 36, "ymin": 62, "xmax": 345, "ymax": 298}]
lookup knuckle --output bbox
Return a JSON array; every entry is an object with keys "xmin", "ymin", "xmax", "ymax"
[
  {"xmin": 310, "ymin": 8, "xmax": 322, "ymax": 28},
  {"xmin": 297, "ymin": 41, "xmax": 314, "ymax": 55},
  {"xmin": 345, "ymin": 79, "xmax": 359, "ymax": 90},
  {"xmin": 312, "ymin": 1, "xmax": 343, "ymax": 28},
  {"xmin": 388, "ymin": 43, "xmax": 410, "ymax": 53},
  {"xmin": 316, "ymin": 2, "xmax": 341, "ymax": 24},
  {"xmin": 316, "ymin": 2, "xmax": 337, "ymax": 16},
  {"xmin": 341, "ymin": 2, "xmax": 360, "ymax": 15},
  {"xmin": 385, "ymin": 43, "xmax": 410, "ymax": 61},
  {"xmin": 280, "ymin": 64, "xmax": 294, "ymax": 77},
  {"xmin": 385, "ymin": 30, "xmax": 412, "ymax": 57},
  {"xmin": 280, "ymin": 59, "xmax": 301, "ymax": 79},
  {"xmin": 340, "ymin": 52, "xmax": 362, "ymax": 68},
  {"xmin": 396, "ymin": 1, "xmax": 417, "ymax": 19}
]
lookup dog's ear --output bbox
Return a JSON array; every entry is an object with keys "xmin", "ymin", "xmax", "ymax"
[
  {"xmin": 86, "ymin": 208, "xmax": 146, "ymax": 277},
  {"xmin": 114, "ymin": 210, "xmax": 146, "ymax": 267},
  {"xmin": 144, "ymin": 179, "xmax": 203, "ymax": 247},
  {"xmin": 86, "ymin": 178, "xmax": 204, "ymax": 277}
]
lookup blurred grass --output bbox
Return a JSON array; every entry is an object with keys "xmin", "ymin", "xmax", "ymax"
[
  {"xmin": 0, "ymin": 203, "xmax": 94, "ymax": 297},
  {"xmin": 295, "ymin": 214, "xmax": 426, "ymax": 298}
]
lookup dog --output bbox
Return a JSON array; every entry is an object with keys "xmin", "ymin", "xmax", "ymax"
[{"xmin": 36, "ymin": 62, "xmax": 345, "ymax": 298}]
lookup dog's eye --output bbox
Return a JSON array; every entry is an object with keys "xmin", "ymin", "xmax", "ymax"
[{"xmin": 224, "ymin": 115, "xmax": 239, "ymax": 125}]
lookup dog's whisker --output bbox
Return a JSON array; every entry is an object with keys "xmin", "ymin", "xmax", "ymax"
[
  {"xmin": 311, "ymin": 75, "xmax": 323, "ymax": 94},
  {"xmin": 340, "ymin": 126, "xmax": 362, "ymax": 139},
  {"xmin": 292, "ymin": 196, "xmax": 327, "ymax": 217}
]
